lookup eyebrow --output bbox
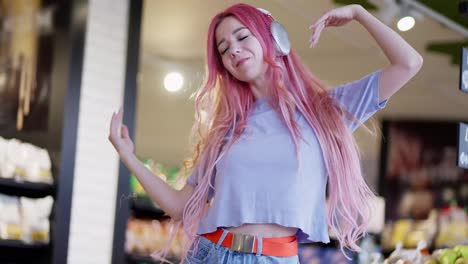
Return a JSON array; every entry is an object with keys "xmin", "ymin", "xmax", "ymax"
[{"xmin": 217, "ymin": 26, "xmax": 247, "ymax": 47}]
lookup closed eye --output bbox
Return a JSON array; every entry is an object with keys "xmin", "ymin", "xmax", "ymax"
[{"xmin": 221, "ymin": 35, "xmax": 249, "ymax": 55}]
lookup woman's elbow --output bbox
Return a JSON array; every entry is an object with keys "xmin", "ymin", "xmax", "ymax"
[
  {"xmin": 407, "ymin": 53, "xmax": 424, "ymax": 73},
  {"xmin": 171, "ymin": 184, "xmax": 195, "ymax": 221},
  {"xmin": 171, "ymin": 213, "xmax": 183, "ymax": 222}
]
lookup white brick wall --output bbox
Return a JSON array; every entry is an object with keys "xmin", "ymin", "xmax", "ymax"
[{"xmin": 67, "ymin": 1, "xmax": 129, "ymax": 263}]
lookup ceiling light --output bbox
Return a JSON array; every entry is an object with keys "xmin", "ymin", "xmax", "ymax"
[
  {"xmin": 397, "ymin": 16, "xmax": 415, "ymax": 31},
  {"xmin": 163, "ymin": 72, "xmax": 184, "ymax": 92}
]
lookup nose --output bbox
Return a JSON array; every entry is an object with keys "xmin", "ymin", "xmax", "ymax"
[{"xmin": 230, "ymin": 45, "xmax": 241, "ymax": 58}]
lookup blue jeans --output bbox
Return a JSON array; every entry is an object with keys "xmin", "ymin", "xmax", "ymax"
[{"xmin": 183, "ymin": 229, "xmax": 300, "ymax": 264}]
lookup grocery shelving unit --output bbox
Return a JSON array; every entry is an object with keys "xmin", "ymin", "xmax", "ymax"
[
  {"xmin": 0, "ymin": 159, "xmax": 57, "ymax": 264},
  {"xmin": 126, "ymin": 251, "xmax": 180, "ymax": 264},
  {"xmin": 0, "ymin": 178, "xmax": 56, "ymax": 198},
  {"xmin": 0, "ymin": 240, "xmax": 51, "ymax": 264},
  {"xmin": 0, "ymin": 0, "xmax": 88, "ymax": 263},
  {"xmin": 0, "ymin": 177, "xmax": 55, "ymax": 264},
  {"xmin": 130, "ymin": 196, "xmax": 167, "ymax": 219},
  {"xmin": 126, "ymin": 198, "xmax": 176, "ymax": 264}
]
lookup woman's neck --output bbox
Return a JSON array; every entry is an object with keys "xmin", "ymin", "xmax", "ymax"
[{"xmin": 249, "ymin": 77, "xmax": 268, "ymax": 100}]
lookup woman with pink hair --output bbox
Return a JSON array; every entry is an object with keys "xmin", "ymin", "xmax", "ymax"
[{"xmin": 109, "ymin": 3, "xmax": 422, "ymax": 263}]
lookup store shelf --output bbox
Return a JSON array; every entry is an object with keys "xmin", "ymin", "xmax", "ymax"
[
  {"xmin": 0, "ymin": 177, "xmax": 55, "ymax": 198},
  {"xmin": 130, "ymin": 196, "xmax": 168, "ymax": 219},
  {"xmin": 301, "ymin": 238, "xmax": 341, "ymax": 248},
  {"xmin": 126, "ymin": 253, "xmax": 157, "ymax": 264},
  {"xmin": 0, "ymin": 239, "xmax": 50, "ymax": 264},
  {"xmin": 126, "ymin": 253, "xmax": 179, "ymax": 264},
  {"xmin": 0, "ymin": 239, "xmax": 50, "ymax": 250}
]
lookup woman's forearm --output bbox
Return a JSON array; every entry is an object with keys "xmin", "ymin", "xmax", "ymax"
[
  {"xmin": 121, "ymin": 153, "xmax": 185, "ymax": 219},
  {"xmin": 353, "ymin": 5, "xmax": 423, "ymax": 69}
]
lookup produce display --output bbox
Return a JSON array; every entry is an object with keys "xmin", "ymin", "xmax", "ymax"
[
  {"xmin": 384, "ymin": 243, "xmax": 468, "ymax": 264},
  {"xmin": 125, "ymin": 217, "xmax": 185, "ymax": 258},
  {"xmin": 0, "ymin": 194, "xmax": 53, "ymax": 244},
  {"xmin": 0, "ymin": 137, "xmax": 53, "ymax": 184}
]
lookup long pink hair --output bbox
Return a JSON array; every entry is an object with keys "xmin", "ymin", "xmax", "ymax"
[{"xmin": 151, "ymin": 3, "xmax": 376, "ymax": 263}]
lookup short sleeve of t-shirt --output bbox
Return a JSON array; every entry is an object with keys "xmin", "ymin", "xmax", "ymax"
[
  {"xmin": 186, "ymin": 168, "xmax": 215, "ymax": 201},
  {"xmin": 186, "ymin": 130, "xmax": 235, "ymax": 200},
  {"xmin": 186, "ymin": 172, "xmax": 197, "ymax": 186},
  {"xmin": 329, "ymin": 70, "xmax": 388, "ymax": 132}
]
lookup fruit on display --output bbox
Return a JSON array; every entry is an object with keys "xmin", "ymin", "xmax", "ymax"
[
  {"xmin": 453, "ymin": 246, "xmax": 468, "ymax": 258},
  {"xmin": 438, "ymin": 249, "xmax": 460, "ymax": 264},
  {"xmin": 384, "ymin": 244, "xmax": 468, "ymax": 264},
  {"xmin": 435, "ymin": 201, "xmax": 467, "ymax": 248},
  {"xmin": 384, "ymin": 241, "xmax": 429, "ymax": 264},
  {"xmin": 125, "ymin": 217, "xmax": 185, "ymax": 258}
]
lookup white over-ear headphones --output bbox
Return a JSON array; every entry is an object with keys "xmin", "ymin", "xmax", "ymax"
[{"xmin": 256, "ymin": 7, "xmax": 291, "ymax": 56}]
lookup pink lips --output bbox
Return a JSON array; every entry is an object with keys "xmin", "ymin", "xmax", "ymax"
[{"xmin": 236, "ymin": 58, "xmax": 249, "ymax": 67}]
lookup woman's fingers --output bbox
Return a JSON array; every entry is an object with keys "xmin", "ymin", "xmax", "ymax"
[
  {"xmin": 310, "ymin": 20, "xmax": 325, "ymax": 33},
  {"xmin": 310, "ymin": 22, "xmax": 325, "ymax": 47},
  {"xmin": 109, "ymin": 108, "xmax": 124, "ymax": 140},
  {"xmin": 109, "ymin": 112, "xmax": 115, "ymax": 134},
  {"xmin": 116, "ymin": 108, "xmax": 123, "ymax": 126},
  {"xmin": 108, "ymin": 108, "xmax": 135, "ymax": 157},
  {"xmin": 310, "ymin": 13, "xmax": 329, "ymax": 29},
  {"xmin": 121, "ymin": 124, "xmax": 129, "ymax": 139},
  {"xmin": 116, "ymin": 108, "xmax": 124, "ymax": 138},
  {"xmin": 109, "ymin": 112, "xmax": 118, "ymax": 138}
]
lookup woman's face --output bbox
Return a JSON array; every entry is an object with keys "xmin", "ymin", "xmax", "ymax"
[{"xmin": 215, "ymin": 16, "xmax": 267, "ymax": 83}]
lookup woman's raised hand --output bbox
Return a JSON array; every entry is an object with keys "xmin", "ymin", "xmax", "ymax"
[
  {"xmin": 108, "ymin": 108, "xmax": 134, "ymax": 160},
  {"xmin": 309, "ymin": 4, "xmax": 363, "ymax": 48}
]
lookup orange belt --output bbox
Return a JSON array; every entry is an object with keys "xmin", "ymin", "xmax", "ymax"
[{"xmin": 202, "ymin": 228, "xmax": 298, "ymax": 257}]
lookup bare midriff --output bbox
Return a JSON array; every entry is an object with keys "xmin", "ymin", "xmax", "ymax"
[{"xmin": 227, "ymin": 223, "xmax": 298, "ymax": 238}]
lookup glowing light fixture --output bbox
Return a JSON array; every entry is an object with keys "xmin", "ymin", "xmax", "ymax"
[
  {"xmin": 163, "ymin": 72, "xmax": 184, "ymax": 92},
  {"xmin": 397, "ymin": 16, "xmax": 415, "ymax": 31}
]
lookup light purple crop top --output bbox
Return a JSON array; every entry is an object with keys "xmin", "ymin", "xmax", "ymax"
[{"xmin": 187, "ymin": 70, "xmax": 388, "ymax": 243}]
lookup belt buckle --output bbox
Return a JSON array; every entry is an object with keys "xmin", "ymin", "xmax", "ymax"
[{"xmin": 231, "ymin": 233, "xmax": 255, "ymax": 253}]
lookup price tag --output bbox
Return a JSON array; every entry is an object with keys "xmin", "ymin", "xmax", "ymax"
[
  {"xmin": 460, "ymin": 48, "xmax": 468, "ymax": 93},
  {"xmin": 458, "ymin": 122, "xmax": 468, "ymax": 169}
]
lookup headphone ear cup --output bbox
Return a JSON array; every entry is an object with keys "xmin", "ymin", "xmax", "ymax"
[
  {"xmin": 256, "ymin": 7, "xmax": 291, "ymax": 56},
  {"xmin": 270, "ymin": 21, "xmax": 291, "ymax": 56}
]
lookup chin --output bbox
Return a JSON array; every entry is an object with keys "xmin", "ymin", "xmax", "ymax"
[
  {"xmin": 233, "ymin": 75, "xmax": 250, "ymax": 83},
  {"xmin": 236, "ymin": 73, "xmax": 261, "ymax": 83}
]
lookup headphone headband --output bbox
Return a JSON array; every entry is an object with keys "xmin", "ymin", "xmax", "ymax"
[{"xmin": 256, "ymin": 7, "xmax": 273, "ymax": 17}]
